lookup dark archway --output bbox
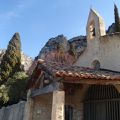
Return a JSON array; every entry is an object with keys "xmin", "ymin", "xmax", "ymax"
[{"xmin": 84, "ymin": 85, "xmax": 120, "ymax": 120}]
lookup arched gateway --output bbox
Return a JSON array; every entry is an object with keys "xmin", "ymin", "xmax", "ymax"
[{"xmin": 84, "ymin": 85, "xmax": 120, "ymax": 120}]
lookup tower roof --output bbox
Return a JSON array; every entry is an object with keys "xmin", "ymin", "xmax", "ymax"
[{"xmin": 90, "ymin": 8, "xmax": 104, "ymax": 20}]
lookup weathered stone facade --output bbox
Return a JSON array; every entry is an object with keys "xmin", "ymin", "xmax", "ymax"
[
  {"xmin": 32, "ymin": 93, "xmax": 52, "ymax": 120},
  {"xmin": 65, "ymin": 85, "xmax": 89, "ymax": 120},
  {"xmin": 28, "ymin": 85, "xmax": 89, "ymax": 120},
  {"xmin": 75, "ymin": 9, "xmax": 120, "ymax": 72},
  {"xmin": 0, "ymin": 101, "xmax": 26, "ymax": 120}
]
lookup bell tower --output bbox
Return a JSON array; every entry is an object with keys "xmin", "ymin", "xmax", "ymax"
[
  {"xmin": 86, "ymin": 9, "xmax": 106, "ymax": 42},
  {"xmin": 74, "ymin": 9, "xmax": 106, "ymax": 68},
  {"xmin": 86, "ymin": 9, "xmax": 106, "ymax": 66}
]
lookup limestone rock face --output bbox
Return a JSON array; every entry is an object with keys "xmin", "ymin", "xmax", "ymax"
[
  {"xmin": 0, "ymin": 49, "xmax": 33, "ymax": 72},
  {"xmin": 38, "ymin": 35, "xmax": 87, "ymax": 60},
  {"xmin": 69, "ymin": 36, "xmax": 87, "ymax": 58},
  {"xmin": 38, "ymin": 35, "xmax": 70, "ymax": 59},
  {"xmin": 28, "ymin": 35, "xmax": 87, "ymax": 75},
  {"xmin": 21, "ymin": 52, "xmax": 33, "ymax": 71}
]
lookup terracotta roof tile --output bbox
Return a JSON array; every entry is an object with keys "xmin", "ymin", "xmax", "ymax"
[{"xmin": 36, "ymin": 60, "xmax": 120, "ymax": 82}]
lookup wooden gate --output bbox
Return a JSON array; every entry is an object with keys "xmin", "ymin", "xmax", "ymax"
[{"xmin": 84, "ymin": 85, "xmax": 120, "ymax": 120}]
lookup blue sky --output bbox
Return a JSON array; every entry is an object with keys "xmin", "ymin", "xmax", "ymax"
[{"xmin": 0, "ymin": 0, "xmax": 120, "ymax": 58}]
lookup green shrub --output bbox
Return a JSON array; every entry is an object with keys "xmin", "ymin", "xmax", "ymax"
[{"xmin": 0, "ymin": 71, "xmax": 28, "ymax": 104}]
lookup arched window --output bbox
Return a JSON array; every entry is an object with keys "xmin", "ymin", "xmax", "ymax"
[{"xmin": 91, "ymin": 60, "xmax": 100, "ymax": 70}]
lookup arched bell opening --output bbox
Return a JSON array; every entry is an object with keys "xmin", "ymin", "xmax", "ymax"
[{"xmin": 89, "ymin": 21, "xmax": 96, "ymax": 40}]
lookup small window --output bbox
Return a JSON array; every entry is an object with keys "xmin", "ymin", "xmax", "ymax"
[
  {"xmin": 92, "ymin": 60, "xmax": 100, "ymax": 70},
  {"xmin": 65, "ymin": 105, "xmax": 73, "ymax": 120}
]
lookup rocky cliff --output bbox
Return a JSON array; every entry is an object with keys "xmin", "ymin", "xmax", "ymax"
[
  {"xmin": 38, "ymin": 35, "xmax": 87, "ymax": 60},
  {"xmin": 27, "ymin": 35, "xmax": 87, "ymax": 75},
  {"xmin": 0, "ymin": 49, "xmax": 33, "ymax": 72}
]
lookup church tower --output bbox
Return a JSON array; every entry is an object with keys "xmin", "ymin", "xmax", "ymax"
[
  {"xmin": 86, "ymin": 9, "xmax": 106, "ymax": 42},
  {"xmin": 86, "ymin": 9, "xmax": 106, "ymax": 63},
  {"xmin": 75, "ymin": 9, "xmax": 106, "ymax": 68}
]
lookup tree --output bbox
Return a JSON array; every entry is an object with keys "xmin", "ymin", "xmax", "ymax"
[
  {"xmin": 0, "ymin": 33, "xmax": 21, "ymax": 85},
  {"xmin": 114, "ymin": 4, "xmax": 120, "ymax": 32},
  {"xmin": 6, "ymin": 71, "xmax": 28, "ymax": 103},
  {"xmin": 0, "ymin": 72, "xmax": 28, "ymax": 104},
  {"xmin": 0, "ymin": 85, "xmax": 9, "ymax": 104}
]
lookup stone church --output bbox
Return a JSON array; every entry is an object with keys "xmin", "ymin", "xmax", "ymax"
[{"xmin": 26, "ymin": 9, "xmax": 120, "ymax": 120}]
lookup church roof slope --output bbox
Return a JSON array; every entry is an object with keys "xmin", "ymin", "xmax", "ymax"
[
  {"xmin": 27, "ymin": 60, "xmax": 120, "ymax": 89},
  {"xmin": 90, "ymin": 8, "xmax": 102, "ymax": 18}
]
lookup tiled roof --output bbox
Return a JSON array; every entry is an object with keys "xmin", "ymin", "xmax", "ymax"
[
  {"xmin": 39, "ymin": 60, "xmax": 120, "ymax": 81},
  {"xmin": 55, "ymin": 67, "xmax": 120, "ymax": 80},
  {"xmin": 27, "ymin": 59, "xmax": 120, "ymax": 89}
]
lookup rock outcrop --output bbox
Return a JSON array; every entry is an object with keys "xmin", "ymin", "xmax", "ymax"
[
  {"xmin": 27, "ymin": 35, "xmax": 87, "ymax": 75},
  {"xmin": 38, "ymin": 35, "xmax": 70, "ymax": 59},
  {"xmin": 21, "ymin": 52, "xmax": 33, "ymax": 71},
  {"xmin": 38, "ymin": 35, "xmax": 87, "ymax": 60},
  {"xmin": 69, "ymin": 36, "xmax": 87, "ymax": 59}
]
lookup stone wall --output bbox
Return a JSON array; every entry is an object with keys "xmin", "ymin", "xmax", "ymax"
[
  {"xmin": 74, "ymin": 37, "xmax": 100, "ymax": 68},
  {"xmin": 74, "ymin": 9, "xmax": 120, "ymax": 72},
  {"xmin": 99, "ymin": 33, "xmax": 120, "ymax": 71},
  {"xmin": 75, "ymin": 33, "xmax": 120, "ymax": 72},
  {"xmin": 32, "ymin": 93, "xmax": 53, "ymax": 120},
  {"xmin": 0, "ymin": 101, "xmax": 26, "ymax": 120},
  {"xmin": 65, "ymin": 85, "xmax": 89, "ymax": 120}
]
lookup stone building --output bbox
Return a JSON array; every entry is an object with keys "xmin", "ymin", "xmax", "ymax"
[{"xmin": 26, "ymin": 9, "xmax": 120, "ymax": 120}]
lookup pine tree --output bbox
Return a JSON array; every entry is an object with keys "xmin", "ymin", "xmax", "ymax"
[
  {"xmin": 114, "ymin": 4, "xmax": 120, "ymax": 32},
  {"xmin": 0, "ymin": 33, "xmax": 21, "ymax": 85}
]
